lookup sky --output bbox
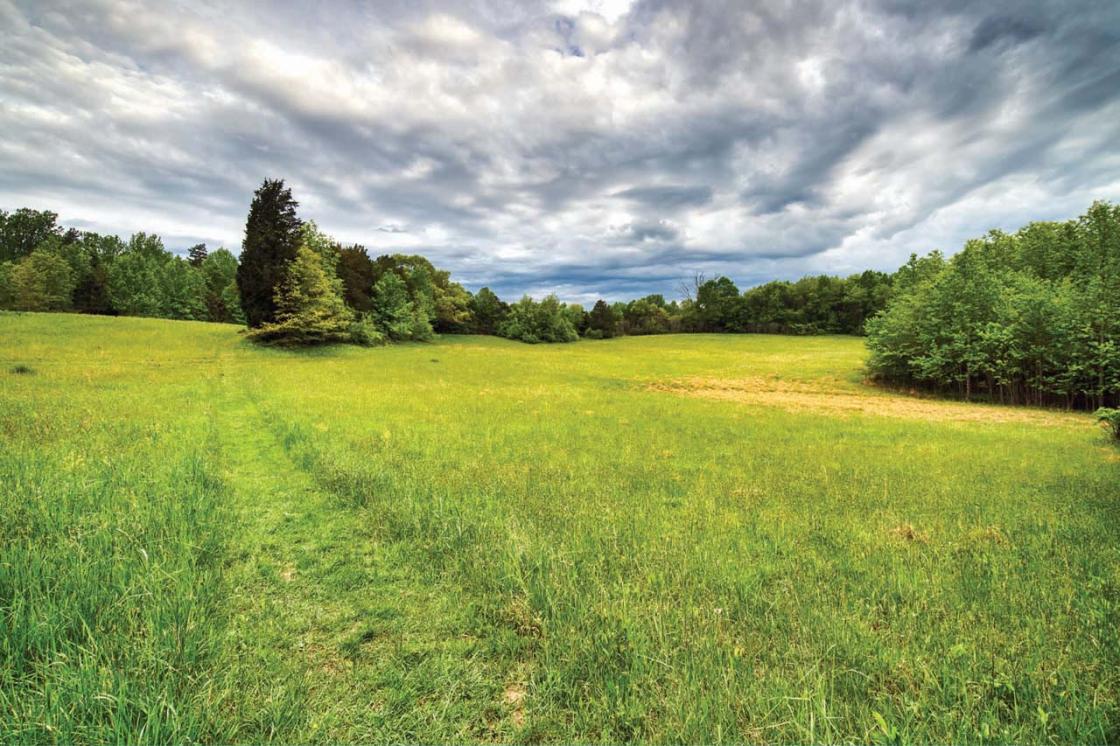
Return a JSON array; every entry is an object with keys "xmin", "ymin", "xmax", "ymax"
[{"xmin": 2, "ymin": 0, "xmax": 1119, "ymax": 302}]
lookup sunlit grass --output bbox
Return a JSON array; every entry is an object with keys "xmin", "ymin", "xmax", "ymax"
[{"xmin": 1, "ymin": 311, "xmax": 1116, "ymax": 743}]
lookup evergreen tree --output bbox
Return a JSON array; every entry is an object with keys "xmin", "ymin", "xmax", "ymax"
[
  {"xmin": 236, "ymin": 179, "xmax": 302, "ymax": 327},
  {"xmin": 337, "ymin": 244, "xmax": 376, "ymax": 313},
  {"xmin": 247, "ymin": 245, "xmax": 352, "ymax": 345},
  {"xmin": 187, "ymin": 243, "xmax": 208, "ymax": 267},
  {"xmin": 70, "ymin": 233, "xmax": 120, "ymax": 315},
  {"xmin": 587, "ymin": 299, "xmax": 620, "ymax": 338}
]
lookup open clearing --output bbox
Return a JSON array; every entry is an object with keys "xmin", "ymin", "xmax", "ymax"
[{"xmin": 1, "ymin": 312, "xmax": 1117, "ymax": 743}]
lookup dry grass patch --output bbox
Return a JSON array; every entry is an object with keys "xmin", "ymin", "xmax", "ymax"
[
  {"xmin": 889, "ymin": 523, "xmax": 929, "ymax": 543},
  {"xmin": 650, "ymin": 376, "xmax": 1085, "ymax": 426},
  {"xmin": 503, "ymin": 682, "xmax": 527, "ymax": 727}
]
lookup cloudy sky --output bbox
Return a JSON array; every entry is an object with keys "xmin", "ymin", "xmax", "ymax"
[{"xmin": 2, "ymin": 0, "xmax": 1118, "ymax": 301}]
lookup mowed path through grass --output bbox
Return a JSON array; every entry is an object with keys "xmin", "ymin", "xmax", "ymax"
[
  {"xmin": 1, "ymin": 312, "xmax": 1117, "ymax": 743},
  {"xmin": 214, "ymin": 374, "xmax": 524, "ymax": 741}
]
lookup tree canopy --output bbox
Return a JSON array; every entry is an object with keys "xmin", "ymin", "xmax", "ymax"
[{"xmin": 867, "ymin": 201, "xmax": 1120, "ymax": 409}]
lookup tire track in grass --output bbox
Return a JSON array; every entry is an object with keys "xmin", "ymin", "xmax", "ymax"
[{"xmin": 214, "ymin": 371, "xmax": 521, "ymax": 742}]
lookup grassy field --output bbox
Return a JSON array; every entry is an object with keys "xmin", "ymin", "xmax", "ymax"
[{"xmin": 1, "ymin": 311, "xmax": 1117, "ymax": 744}]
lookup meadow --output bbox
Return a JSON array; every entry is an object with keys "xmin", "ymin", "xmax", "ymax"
[{"xmin": 1, "ymin": 311, "xmax": 1117, "ymax": 744}]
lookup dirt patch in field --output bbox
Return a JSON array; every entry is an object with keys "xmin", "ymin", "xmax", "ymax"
[
  {"xmin": 649, "ymin": 376, "xmax": 1084, "ymax": 426},
  {"xmin": 504, "ymin": 683, "xmax": 526, "ymax": 727}
]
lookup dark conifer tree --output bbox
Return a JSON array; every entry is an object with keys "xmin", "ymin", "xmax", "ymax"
[
  {"xmin": 587, "ymin": 299, "xmax": 619, "ymax": 338},
  {"xmin": 337, "ymin": 244, "xmax": 376, "ymax": 313},
  {"xmin": 236, "ymin": 179, "xmax": 302, "ymax": 327},
  {"xmin": 187, "ymin": 243, "xmax": 208, "ymax": 267}
]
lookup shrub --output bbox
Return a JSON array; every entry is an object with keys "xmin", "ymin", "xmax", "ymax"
[
  {"xmin": 1096, "ymin": 408, "xmax": 1120, "ymax": 440},
  {"xmin": 349, "ymin": 315, "xmax": 386, "ymax": 347},
  {"xmin": 498, "ymin": 295, "xmax": 578, "ymax": 344}
]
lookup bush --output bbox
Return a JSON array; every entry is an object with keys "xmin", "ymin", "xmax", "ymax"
[
  {"xmin": 498, "ymin": 295, "xmax": 578, "ymax": 344},
  {"xmin": 349, "ymin": 315, "xmax": 386, "ymax": 346},
  {"xmin": 1097, "ymin": 408, "xmax": 1120, "ymax": 440}
]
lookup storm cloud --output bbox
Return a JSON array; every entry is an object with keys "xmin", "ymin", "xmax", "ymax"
[{"xmin": 1, "ymin": 0, "xmax": 1118, "ymax": 301}]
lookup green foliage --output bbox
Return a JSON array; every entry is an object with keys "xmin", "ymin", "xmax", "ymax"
[
  {"xmin": 127, "ymin": 231, "xmax": 170, "ymax": 261},
  {"xmin": 1096, "ymin": 408, "xmax": 1120, "ymax": 440},
  {"xmin": 691, "ymin": 275, "xmax": 745, "ymax": 332},
  {"xmin": 468, "ymin": 286, "xmax": 508, "ymax": 334},
  {"xmin": 0, "ymin": 207, "xmax": 60, "ymax": 262},
  {"xmin": 108, "ymin": 246, "xmax": 165, "ymax": 317},
  {"xmin": 868, "ymin": 200, "xmax": 1120, "ymax": 409},
  {"xmin": 220, "ymin": 280, "xmax": 246, "ymax": 325},
  {"xmin": 682, "ymin": 271, "xmax": 894, "ymax": 335},
  {"xmin": 158, "ymin": 257, "xmax": 209, "ymax": 320},
  {"xmin": 9, "ymin": 250, "xmax": 75, "ymax": 311},
  {"xmin": 433, "ymin": 278, "xmax": 473, "ymax": 333},
  {"xmin": 187, "ymin": 242, "xmax": 208, "ymax": 267},
  {"xmin": 201, "ymin": 248, "xmax": 241, "ymax": 323},
  {"xmin": 621, "ymin": 295, "xmax": 672, "ymax": 335},
  {"xmin": 236, "ymin": 179, "xmax": 302, "ymax": 328},
  {"xmin": 369, "ymin": 271, "xmax": 432, "ymax": 341},
  {"xmin": 337, "ymin": 244, "xmax": 375, "ymax": 313},
  {"xmin": 68, "ymin": 235, "xmax": 114, "ymax": 314},
  {"xmin": 562, "ymin": 302, "xmax": 589, "ymax": 336},
  {"xmin": 586, "ymin": 298, "xmax": 621, "ymax": 338},
  {"xmin": 247, "ymin": 245, "xmax": 353, "ymax": 346},
  {"xmin": 347, "ymin": 314, "xmax": 387, "ymax": 346},
  {"xmin": 371, "ymin": 254, "xmax": 471, "ymax": 333},
  {"xmin": 300, "ymin": 220, "xmax": 341, "ymax": 272},
  {"xmin": 0, "ymin": 261, "xmax": 14, "ymax": 308},
  {"xmin": 498, "ymin": 294, "xmax": 578, "ymax": 343}
]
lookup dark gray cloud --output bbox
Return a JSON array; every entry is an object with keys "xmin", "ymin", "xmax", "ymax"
[{"xmin": 1, "ymin": 0, "xmax": 1118, "ymax": 302}]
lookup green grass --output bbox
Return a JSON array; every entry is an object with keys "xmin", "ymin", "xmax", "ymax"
[{"xmin": 1, "ymin": 311, "xmax": 1117, "ymax": 743}]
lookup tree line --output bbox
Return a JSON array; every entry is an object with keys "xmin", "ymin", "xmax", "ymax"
[
  {"xmin": 0, "ymin": 212, "xmax": 244, "ymax": 324},
  {"xmin": 0, "ymin": 180, "xmax": 895, "ymax": 344},
  {"xmin": 866, "ymin": 201, "xmax": 1119, "ymax": 410},
  {"xmin": 2, "ymin": 181, "xmax": 1116, "ymax": 410}
]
